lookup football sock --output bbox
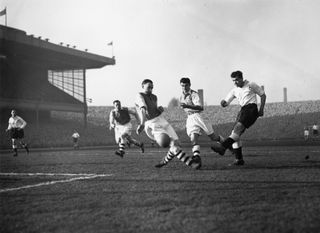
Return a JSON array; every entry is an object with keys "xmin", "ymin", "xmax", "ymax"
[
  {"xmin": 234, "ymin": 147, "xmax": 243, "ymax": 160},
  {"xmin": 176, "ymin": 150, "xmax": 192, "ymax": 166},
  {"xmin": 162, "ymin": 151, "xmax": 175, "ymax": 164},
  {"xmin": 13, "ymin": 148, "xmax": 18, "ymax": 156},
  {"xmin": 118, "ymin": 143, "xmax": 125, "ymax": 153},
  {"xmin": 192, "ymin": 144, "xmax": 200, "ymax": 157},
  {"xmin": 222, "ymin": 137, "xmax": 235, "ymax": 149}
]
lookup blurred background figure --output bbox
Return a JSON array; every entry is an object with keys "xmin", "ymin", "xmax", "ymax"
[
  {"xmin": 71, "ymin": 130, "xmax": 80, "ymax": 149},
  {"xmin": 304, "ymin": 126, "xmax": 309, "ymax": 141},
  {"xmin": 312, "ymin": 123, "xmax": 319, "ymax": 136}
]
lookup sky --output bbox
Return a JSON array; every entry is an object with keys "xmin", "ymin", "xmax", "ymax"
[{"xmin": 1, "ymin": 0, "xmax": 320, "ymax": 106}]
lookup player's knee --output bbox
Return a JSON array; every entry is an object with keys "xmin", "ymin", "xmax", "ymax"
[
  {"xmin": 233, "ymin": 123, "xmax": 245, "ymax": 135},
  {"xmin": 230, "ymin": 130, "xmax": 240, "ymax": 141}
]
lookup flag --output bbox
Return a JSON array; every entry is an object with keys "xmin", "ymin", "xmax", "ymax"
[
  {"xmin": 0, "ymin": 8, "xmax": 6, "ymax": 17},
  {"xmin": 107, "ymin": 41, "xmax": 113, "ymax": 46}
]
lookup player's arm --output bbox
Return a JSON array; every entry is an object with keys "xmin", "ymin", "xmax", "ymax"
[
  {"xmin": 251, "ymin": 82, "xmax": 266, "ymax": 117},
  {"xmin": 136, "ymin": 107, "xmax": 146, "ymax": 134},
  {"xmin": 258, "ymin": 94, "xmax": 266, "ymax": 117},
  {"xmin": 221, "ymin": 90, "xmax": 235, "ymax": 108},
  {"xmin": 6, "ymin": 122, "xmax": 11, "ymax": 132},
  {"xmin": 18, "ymin": 117, "xmax": 27, "ymax": 129},
  {"xmin": 135, "ymin": 93, "xmax": 148, "ymax": 134},
  {"xmin": 180, "ymin": 93, "xmax": 203, "ymax": 111},
  {"xmin": 109, "ymin": 111, "xmax": 115, "ymax": 130}
]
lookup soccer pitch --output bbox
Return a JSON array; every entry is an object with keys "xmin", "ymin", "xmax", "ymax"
[{"xmin": 1, "ymin": 146, "xmax": 319, "ymax": 233}]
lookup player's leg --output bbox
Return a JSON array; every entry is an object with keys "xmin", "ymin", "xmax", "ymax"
[
  {"xmin": 190, "ymin": 133, "xmax": 202, "ymax": 168},
  {"xmin": 186, "ymin": 115, "xmax": 202, "ymax": 168},
  {"xmin": 155, "ymin": 140, "xmax": 194, "ymax": 168},
  {"xmin": 19, "ymin": 140, "xmax": 29, "ymax": 153},
  {"xmin": 125, "ymin": 134, "xmax": 144, "ymax": 153},
  {"xmin": 114, "ymin": 125, "xmax": 127, "ymax": 157},
  {"xmin": 114, "ymin": 131, "xmax": 125, "ymax": 157},
  {"xmin": 17, "ymin": 129, "xmax": 29, "ymax": 153},
  {"xmin": 115, "ymin": 135, "xmax": 126, "ymax": 157},
  {"xmin": 212, "ymin": 104, "xmax": 258, "ymax": 164},
  {"xmin": 230, "ymin": 141, "xmax": 245, "ymax": 165},
  {"xmin": 11, "ymin": 138, "xmax": 18, "ymax": 156},
  {"xmin": 211, "ymin": 122, "xmax": 245, "ymax": 155}
]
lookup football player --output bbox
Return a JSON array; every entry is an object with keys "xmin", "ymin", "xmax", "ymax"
[
  {"xmin": 135, "ymin": 79, "xmax": 200, "ymax": 169},
  {"xmin": 5, "ymin": 109, "xmax": 29, "ymax": 156},
  {"xmin": 211, "ymin": 71, "xmax": 266, "ymax": 165},
  {"xmin": 179, "ymin": 77, "xmax": 223, "ymax": 168},
  {"xmin": 109, "ymin": 100, "xmax": 144, "ymax": 157}
]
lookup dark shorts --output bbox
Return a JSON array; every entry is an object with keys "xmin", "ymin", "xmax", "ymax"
[
  {"xmin": 10, "ymin": 128, "xmax": 24, "ymax": 139},
  {"xmin": 236, "ymin": 104, "xmax": 259, "ymax": 129},
  {"xmin": 73, "ymin": 138, "xmax": 78, "ymax": 143},
  {"xmin": 313, "ymin": 129, "xmax": 318, "ymax": 135}
]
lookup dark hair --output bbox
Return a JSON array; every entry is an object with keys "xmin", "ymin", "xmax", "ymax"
[
  {"xmin": 141, "ymin": 79, "xmax": 153, "ymax": 86},
  {"xmin": 113, "ymin": 100, "xmax": 120, "ymax": 104},
  {"xmin": 231, "ymin": 71, "xmax": 243, "ymax": 79},
  {"xmin": 180, "ymin": 77, "xmax": 191, "ymax": 84}
]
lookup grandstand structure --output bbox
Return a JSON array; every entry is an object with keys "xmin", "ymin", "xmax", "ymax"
[{"xmin": 0, "ymin": 25, "xmax": 115, "ymax": 127}]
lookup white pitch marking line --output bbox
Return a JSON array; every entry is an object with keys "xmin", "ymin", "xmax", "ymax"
[
  {"xmin": 0, "ymin": 173, "xmax": 113, "ymax": 193},
  {"xmin": 0, "ymin": 172, "xmax": 112, "ymax": 176}
]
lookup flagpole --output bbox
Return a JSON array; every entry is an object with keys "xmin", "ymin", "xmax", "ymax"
[
  {"xmin": 5, "ymin": 7, "xmax": 7, "ymax": 26},
  {"xmin": 112, "ymin": 44, "xmax": 114, "ymax": 57}
]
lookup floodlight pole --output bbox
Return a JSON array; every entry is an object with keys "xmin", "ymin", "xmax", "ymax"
[{"xmin": 83, "ymin": 69, "xmax": 87, "ymax": 129}]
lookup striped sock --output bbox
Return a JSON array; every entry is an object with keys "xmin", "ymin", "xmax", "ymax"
[
  {"xmin": 163, "ymin": 151, "xmax": 175, "ymax": 164},
  {"xmin": 119, "ymin": 143, "xmax": 125, "ymax": 153},
  {"xmin": 176, "ymin": 150, "xmax": 192, "ymax": 166}
]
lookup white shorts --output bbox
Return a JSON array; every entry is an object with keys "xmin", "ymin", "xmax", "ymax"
[
  {"xmin": 114, "ymin": 122, "xmax": 132, "ymax": 143},
  {"xmin": 186, "ymin": 113, "xmax": 214, "ymax": 137},
  {"xmin": 145, "ymin": 115, "xmax": 179, "ymax": 141}
]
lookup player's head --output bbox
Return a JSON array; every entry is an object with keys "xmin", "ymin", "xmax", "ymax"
[
  {"xmin": 180, "ymin": 77, "xmax": 191, "ymax": 93},
  {"xmin": 113, "ymin": 100, "xmax": 121, "ymax": 110},
  {"xmin": 11, "ymin": 109, "xmax": 16, "ymax": 117},
  {"xmin": 231, "ymin": 70, "xmax": 244, "ymax": 87},
  {"xmin": 141, "ymin": 79, "xmax": 153, "ymax": 94}
]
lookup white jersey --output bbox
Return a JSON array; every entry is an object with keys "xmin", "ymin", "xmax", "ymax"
[
  {"xmin": 180, "ymin": 89, "xmax": 202, "ymax": 115},
  {"xmin": 72, "ymin": 132, "xmax": 80, "ymax": 139},
  {"xmin": 224, "ymin": 80, "xmax": 265, "ymax": 107},
  {"xmin": 8, "ymin": 116, "xmax": 27, "ymax": 129}
]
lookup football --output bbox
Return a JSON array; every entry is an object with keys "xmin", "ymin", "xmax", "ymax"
[{"xmin": 155, "ymin": 133, "xmax": 171, "ymax": 148}]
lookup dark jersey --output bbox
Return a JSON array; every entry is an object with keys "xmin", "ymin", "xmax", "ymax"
[
  {"xmin": 112, "ymin": 107, "xmax": 131, "ymax": 125},
  {"xmin": 135, "ymin": 92, "xmax": 162, "ymax": 120}
]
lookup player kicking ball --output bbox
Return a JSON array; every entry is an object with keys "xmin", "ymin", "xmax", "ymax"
[
  {"xmin": 5, "ymin": 109, "xmax": 29, "ymax": 157},
  {"xmin": 211, "ymin": 71, "xmax": 266, "ymax": 165},
  {"xmin": 109, "ymin": 100, "xmax": 144, "ymax": 157},
  {"xmin": 135, "ymin": 79, "xmax": 200, "ymax": 169}
]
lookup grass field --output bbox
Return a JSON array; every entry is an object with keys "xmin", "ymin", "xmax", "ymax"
[{"xmin": 1, "ymin": 146, "xmax": 320, "ymax": 233}]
